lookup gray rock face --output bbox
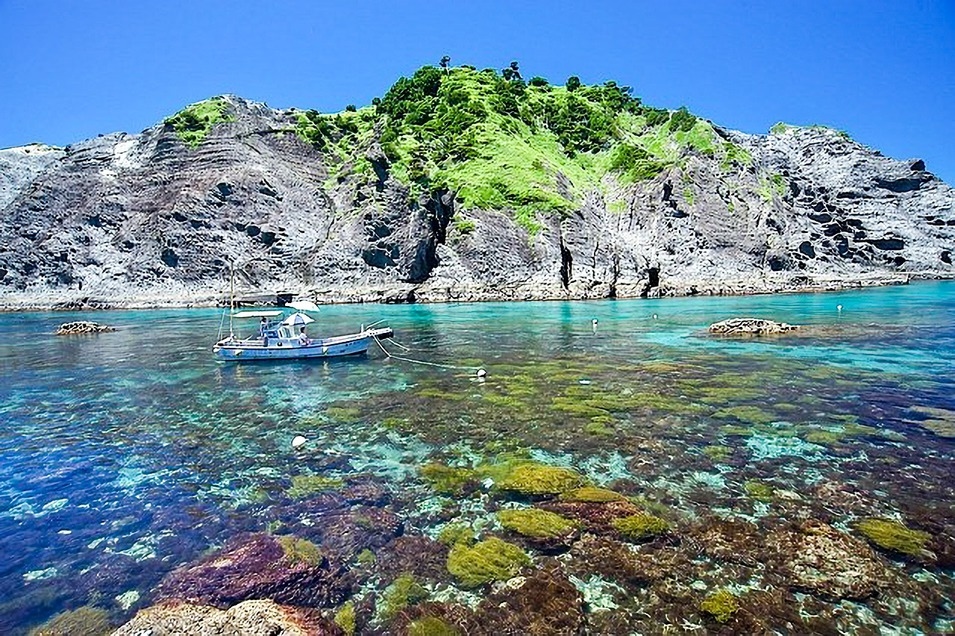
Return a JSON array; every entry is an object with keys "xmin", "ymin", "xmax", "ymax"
[{"xmin": 1, "ymin": 97, "xmax": 953, "ymax": 309}]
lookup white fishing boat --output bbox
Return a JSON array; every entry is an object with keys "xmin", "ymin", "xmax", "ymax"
[{"xmin": 213, "ymin": 301, "xmax": 393, "ymax": 361}]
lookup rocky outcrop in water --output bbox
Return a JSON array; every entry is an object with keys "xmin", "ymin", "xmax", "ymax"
[
  {"xmin": 55, "ymin": 320, "xmax": 116, "ymax": 335},
  {"xmin": 708, "ymin": 318, "xmax": 798, "ymax": 335},
  {"xmin": 1, "ymin": 89, "xmax": 953, "ymax": 310}
]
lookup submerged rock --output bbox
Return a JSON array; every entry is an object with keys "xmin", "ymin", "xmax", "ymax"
[
  {"xmin": 708, "ymin": 318, "xmax": 798, "ymax": 336},
  {"xmin": 470, "ymin": 566, "xmax": 584, "ymax": 635},
  {"xmin": 766, "ymin": 520, "xmax": 891, "ymax": 600},
  {"xmin": 55, "ymin": 321, "xmax": 116, "ymax": 335},
  {"xmin": 111, "ymin": 599, "xmax": 329, "ymax": 635},
  {"xmin": 155, "ymin": 532, "xmax": 352, "ymax": 608}
]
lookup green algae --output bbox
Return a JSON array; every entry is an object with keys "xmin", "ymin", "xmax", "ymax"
[
  {"xmin": 702, "ymin": 445, "xmax": 733, "ymax": 461},
  {"xmin": 743, "ymin": 480, "xmax": 775, "ymax": 502},
  {"xmin": 334, "ymin": 601, "xmax": 356, "ymax": 635},
  {"xmin": 380, "ymin": 572, "xmax": 429, "ymax": 621},
  {"xmin": 420, "ymin": 463, "xmax": 476, "ymax": 495},
  {"xmin": 408, "ymin": 616, "xmax": 459, "ymax": 636},
  {"xmin": 287, "ymin": 474, "xmax": 343, "ymax": 499},
  {"xmin": 713, "ymin": 405, "xmax": 777, "ymax": 425},
  {"xmin": 326, "ymin": 406, "xmax": 362, "ymax": 421},
  {"xmin": 356, "ymin": 548, "xmax": 376, "ymax": 566},
  {"xmin": 495, "ymin": 462, "xmax": 584, "ymax": 496},
  {"xmin": 803, "ymin": 429, "xmax": 845, "ymax": 445},
  {"xmin": 497, "ymin": 508, "xmax": 578, "ymax": 538},
  {"xmin": 856, "ymin": 518, "xmax": 931, "ymax": 557},
  {"xmin": 438, "ymin": 522, "xmax": 476, "ymax": 547},
  {"xmin": 447, "ymin": 538, "xmax": 531, "ymax": 588},
  {"xmin": 276, "ymin": 535, "xmax": 324, "ymax": 566},
  {"xmin": 584, "ymin": 419, "xmax": 616, "ymax": 436},
  {"xmin": 700, "ymin": 589, "xmax": 739, "ymax": 623},
  {"xmin": 28, "ymin": 605, "xmax": 112, "ymax": 636},
  {"xmin": 611, "ymin": 513, "xmax": 669, "ymax": 540},
  {"xmin": 559, "ymin": 486, "xmax": 626, "ymax": 503}
]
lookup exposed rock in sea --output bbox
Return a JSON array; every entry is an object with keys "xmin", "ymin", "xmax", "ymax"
[
  {"xmin": 1, "ymin": 71, "xmax": 953, "ymax": 309},
  {"xmin": 55, "ymin": 321, "xmax": 116, "ymax": 335},
  {"xmin": 110, "ymin": 599, "xmax": 331, "ymax": 635},
  {"xmin": 154, "ymin": 532, "xmax": 352, "ymax": 609},
  {"xmin": 708, "ymin": 317, "xmax": 799, "ymax": 335}
]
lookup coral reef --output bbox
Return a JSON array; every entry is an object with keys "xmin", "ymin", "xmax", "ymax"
[{"xmin": 446, "ymin": 538, "xmax": 531, "ymax": 588}]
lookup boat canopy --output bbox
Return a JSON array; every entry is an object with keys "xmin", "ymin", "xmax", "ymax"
[
  {"xmin": 281, "ymin": 312, "xmax": 315, "ymax": 326},
  {"xmin": 287, "ymin": 300, "xmax": 320, "ymax": 312},
  {"xmin": 232, "ymin": 310, "xmax": 284, "ymax": 319}
]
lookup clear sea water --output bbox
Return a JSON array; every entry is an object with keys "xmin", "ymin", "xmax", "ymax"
[{"xmin": 1, "ymin": 282, "xmax": 953, "ymax": 633}]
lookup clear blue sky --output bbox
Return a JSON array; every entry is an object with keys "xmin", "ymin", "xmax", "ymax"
[{"xmin": 1, "ymin": 1, "xmax": 953, "ymax": 181}]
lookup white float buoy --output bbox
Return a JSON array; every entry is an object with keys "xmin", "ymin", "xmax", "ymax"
[
  {"xmin": 291, "ymin": 435, "xmax": 307, "ymax": 449},
  {"xmin": 476, "ymin": 368, "xmax": 487, "ymax": 378},
  {"xmin": 837, "ymin": 304, "xmax": 843, "ymax": 312},
  {"xmin": 592, "ymin": 318, "xmax": 598, "ymax": 334}
]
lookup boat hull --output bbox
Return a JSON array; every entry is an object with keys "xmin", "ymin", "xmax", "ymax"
[{"xmin": 213, "ymin": 333, "xmax": 373, "ymax": 361}]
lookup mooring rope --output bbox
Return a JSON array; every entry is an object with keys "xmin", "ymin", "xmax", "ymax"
[{"xmin": 372, "ymin": 334, "xmax": 485, "ymax": 374}]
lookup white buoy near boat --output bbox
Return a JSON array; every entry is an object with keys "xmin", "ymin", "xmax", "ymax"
[
  {"xmin": 476, "ymin": 368, "xmax": 487, "ymax": 378},
  {"xmin": 291, "ymin": 435, "xmax": 307, "ymax": 449}
]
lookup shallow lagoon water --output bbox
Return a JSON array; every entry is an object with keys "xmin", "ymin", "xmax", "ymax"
[{"xmin": 0, "ymin": 282, "xmax": 953, "ymax": 633}]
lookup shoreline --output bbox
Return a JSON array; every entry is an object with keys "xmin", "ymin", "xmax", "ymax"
[{"xmin": 1, "ymin": 272, "xmax": 951, "ymax": 313}]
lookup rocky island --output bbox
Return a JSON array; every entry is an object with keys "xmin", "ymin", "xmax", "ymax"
[{"xmin": 1, "ymin": 64, "xmax": 953, "ymax": 310}]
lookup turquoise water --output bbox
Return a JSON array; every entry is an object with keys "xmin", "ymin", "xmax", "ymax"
[{"xmin": 1, "ymin": 282, "xmax": 953, "ymax": 633}]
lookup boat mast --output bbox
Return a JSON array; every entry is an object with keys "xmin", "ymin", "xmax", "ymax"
[{"xmin": 229, "ymin": 262, "xmax": 235, "ymax": 338}]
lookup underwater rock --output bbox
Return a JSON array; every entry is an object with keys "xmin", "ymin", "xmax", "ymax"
[
  {"xmin": 446, "ymin": 538, "xmax": 531, "ymax": 589},
  {"xmin": 611, "ymin": 513, "xmax": 670, "ymax": 542},
  {"xmin": 374, "ymin": 535, "xmax": 450, "ymax": 583},
  {"xmin": 565, "ymin": 535, "xmax": 653, "ymax": 587},
  {"xmin": 495, "ymin": 463, "xmax": 584, "ymax": 497},
  {"xmin": 55, "ymin": 321, "xmax": 116, "ymax": 335},
  {"xmin": 708, "ymin": 318, "xmax": 798, "ymax": 336},
  {"xmin": 766, "ymin": 520, "xmax": 891, "ymax": 600},
  {"xmin": 542, "ymin": 499, "xmax": 644, "ymax": 534},
  {"xmin": 469, "ymin": 565, "xmax": 584, "ymax": 635},
  {"xmin": 687, "ymin": 517, "xmax": 763, "ymax": 567},
  {"xmin": 909, "ymin": 406, "xmax": 955, "ymax": 438},
  {"xmin": 496, "ymin": 509, "xmax": 580, "ymax": 552},
  {"xmin": 111, "ymin": 599, "xmax": 329, "ymax": 635},
  {"xmin": 155, "ymin": 532, "xmax": 352, "ymax": 608},
  {"xmin": 28, "ymin": 605, "xmax": 113, "ymax": 636}
]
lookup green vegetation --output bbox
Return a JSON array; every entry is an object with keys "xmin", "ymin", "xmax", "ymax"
[
  {"xmin": 379, "ymin": 573, "xmax": 429, "ymax": 621},
  {"xmin": 611, "ymin": 513, "xmax": 670, "ymax": 540},
  {"xmin": 334, "ymin": 602, "xmax": 356, "ymax": 635},
  {"xmin": 700, "ymin": 589, "xmax": 739, "ymax": 623},
  {"xmin": 559, "ymin": 486, "xmax": 626, "ymax": 502},
  {"xmin": 856, "ymin": 518, "xmax": 931, "ymax": 557},
  {"xmin": 495, "ymin": 462, "xmax": 584, "ymax": 495},
  {"xmin": 437, "ymin": 522, "xmax": 476, "ymax": 547},
  {"xmin": 420, "ymin": 462, "xmax": 476, "ymax": 495},
  {"xmin": 276, "ymin": 535, "xmax": 324, "ymax": 566},
  {"xmin": 284, "ymin": 65, "xmax": 714, "ymax": 234},
  {"xmin": 743, "ymin": 480, "xmax": 775, "ymax": 503},
  {"xmin": 165, "ymin": 97, "xmax": 233, "ymax": 147},
  {"xmin": 447, "ymin": 537, "xmax": 531, "ymax": 588},
  {"xmin": 497, "ymin": 508, "xmax": 578, "ymax": 538},
  {"xmin": 408, "ymin": 617, "xmax": 459, "ymax": 636},
  {"xmin": 287, "ymin": 474, "xmax": 343, "ymax": 499}
]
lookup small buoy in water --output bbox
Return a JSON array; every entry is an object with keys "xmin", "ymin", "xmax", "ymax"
[
  {"xmin": 476, "ymin": 368, "xmax": 487, "ymax": 378},
  {"xmin": 291, "ymin": 435, "xmax": 307, "ymax": 449},
  {"xmin": 837, "ymin": 304, "xmax": 843, "ymax": 312},
  {"xmin": 652, "ymin": 314, "xmax": 658, "ymax": 320},
  {"xmin": 592, "ymin": 318, "xmax": 598, "ymax": 334}
]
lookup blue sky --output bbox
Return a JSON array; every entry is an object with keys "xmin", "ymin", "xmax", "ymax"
[{"xmin": 1, "ymin": 1, "xmax": 953, "ymax": 180}]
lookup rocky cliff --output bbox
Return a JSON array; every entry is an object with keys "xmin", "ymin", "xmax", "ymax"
[{"xmin": 1, "ymin": 67, "xmax": 952, "ymax": 310}]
